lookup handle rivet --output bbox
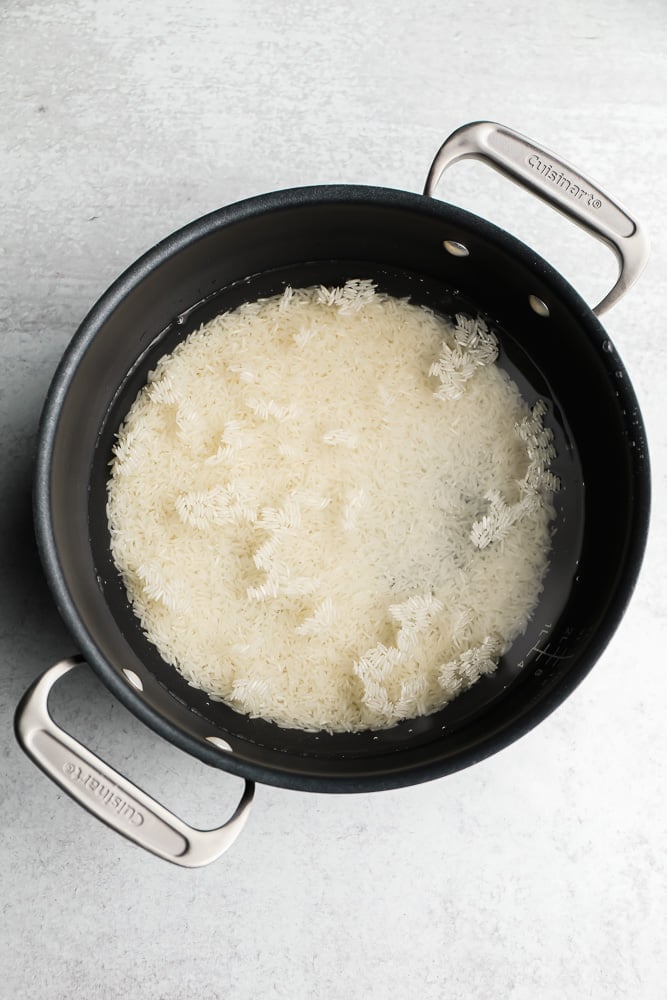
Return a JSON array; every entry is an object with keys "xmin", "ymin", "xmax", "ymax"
[
  {"xmin": 529, "ymin": 295, "xmax": 550, "ymax": 317},
  {"xmin": 122, "ymin": 668, "xmax": 144, "ymax": 691},
  {"xmin": 206, "ymin": 736, "xmax": 232, "ymax": 751},
  {"xmin": 443, "ymin": 239, "xmax": 470, "ymax": 258}
]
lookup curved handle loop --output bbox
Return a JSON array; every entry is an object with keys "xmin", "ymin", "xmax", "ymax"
[
  {"xmin": 14, "ymin": 657, "xmax": 254, "ymax": 867},
  {"xmin": 424, "ymin": 121, "xmax": 649, "ymax": 316}
]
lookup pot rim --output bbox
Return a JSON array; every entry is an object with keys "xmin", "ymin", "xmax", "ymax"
[{"xmin": 33, "ymin": 184, "xmax": 651, "ymax": 792}]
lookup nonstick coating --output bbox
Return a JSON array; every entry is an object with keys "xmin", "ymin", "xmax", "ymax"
[{"xmin": 34, "ymin": 185, "xmax": 650, "ymax": 792}]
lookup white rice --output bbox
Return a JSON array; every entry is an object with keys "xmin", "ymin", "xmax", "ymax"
[{"xmin": 107, "ymin": 280, "xmax": 558, "ymax": 732}]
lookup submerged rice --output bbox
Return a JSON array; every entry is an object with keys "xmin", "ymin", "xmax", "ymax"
[{"xmin": 107, "ymin": 280, "xmax": 558, "ymax": 732}]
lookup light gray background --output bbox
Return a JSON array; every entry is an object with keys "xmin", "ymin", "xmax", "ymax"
[{"xmin": 2, "ymin": 1, "xmax": 666, "ymax": 998}]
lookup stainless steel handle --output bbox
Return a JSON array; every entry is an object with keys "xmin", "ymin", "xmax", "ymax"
[
  {"xmin": 424, "ymin": 121, "xmax": 649, "ymax": 316},
  {"xmin": 14, "ymin": 657, "xmax": 255, "ymax": 868}
]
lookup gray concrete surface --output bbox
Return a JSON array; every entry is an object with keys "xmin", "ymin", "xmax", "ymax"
[{"xmin": 1, "ymin": 1, "xmax": 666, "ymax": 997}]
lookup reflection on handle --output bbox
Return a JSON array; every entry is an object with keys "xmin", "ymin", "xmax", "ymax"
[
  {"xmin": 14, "ymin": 657, "xmax": 254, "ymax": 868},
  {"xmin": 424, "ymin": 121, "xmax": 649, "ymax": 316}
]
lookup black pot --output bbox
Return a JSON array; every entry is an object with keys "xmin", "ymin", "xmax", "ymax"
[{"xmin": 15, "ymin": 123, "xmax": 650, "ymax": 866}]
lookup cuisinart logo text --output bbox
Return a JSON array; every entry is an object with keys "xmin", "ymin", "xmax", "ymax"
[
  {"xmin": 526, "ymin": 153, "xmax": 603, "ymax": 209},
  {"xmin": 62, "ymin": 762, "xmax": 145, "ymax": 826}
]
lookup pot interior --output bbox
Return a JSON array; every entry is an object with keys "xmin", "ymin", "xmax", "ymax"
[{"xmin": 38, "ymin": 187, "xmax": 649, "ymax": 790}]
